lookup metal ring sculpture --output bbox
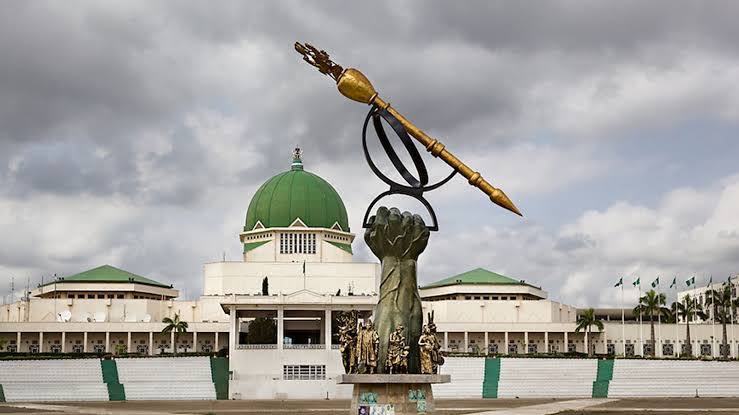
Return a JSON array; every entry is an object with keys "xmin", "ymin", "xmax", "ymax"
[{"xmin": 361, "ymin": 105, "xmax": 456, "ymax": 231}]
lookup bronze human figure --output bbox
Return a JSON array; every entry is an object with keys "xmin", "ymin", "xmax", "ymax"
[
  {"xmin": 356, "ymin": 320, "xmax": 380, "ymax": 374},
  {"xmin": 337, "ymin": 311, "xmax": 358, "ymax": 374}
]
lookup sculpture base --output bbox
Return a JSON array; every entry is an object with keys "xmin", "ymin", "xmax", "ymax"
[{"xmin": 338, "ymin": 374, "xmax": 450, "ymax": 415}]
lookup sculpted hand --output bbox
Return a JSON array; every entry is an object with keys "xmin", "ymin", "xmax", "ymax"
[{"xmin": 364, "ymin": 207, "xmax": 429, "ymax": 261}]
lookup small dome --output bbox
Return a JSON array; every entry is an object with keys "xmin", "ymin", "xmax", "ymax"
[{"xmin": 244, "ymin": 150, "xmax": 349, "ymax": 232}]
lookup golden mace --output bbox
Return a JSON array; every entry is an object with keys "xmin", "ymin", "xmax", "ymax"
[{"xmin": 294, "ymin": 42, "xmax": 522, "ymax": 217}]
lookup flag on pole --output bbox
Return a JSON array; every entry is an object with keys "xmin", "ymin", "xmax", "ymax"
[
  {"xmin": 707, "ymin": 275, "xmax": 713, "ymax": 287},
  {"xmin": 670, "ymin": 276, "xmax": 677, "ymax": 288},
  {"xmin": 651, "ymin": 277, "xmax": 660, "ymax": 289},
  {"xmin": 686, "ymin": 276, "xmax": 695, "ymax": 286},
  {"xmin": 633, "ymin": 277, "xmax": 640, "ymax": 286},
  {"xmin": 614, "ymin": 277, "xmax": 623, "ymax": 287}
]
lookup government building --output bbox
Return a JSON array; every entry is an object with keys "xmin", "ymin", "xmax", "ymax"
[{"xmin": 1, "ymin": 150, "xmax": 737, "ymax": 399}]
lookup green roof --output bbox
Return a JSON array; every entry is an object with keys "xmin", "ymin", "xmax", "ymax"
[
  {"xmin": 244, "ymin": 156, "xmax": 349, "ymax": 232},
  {"xmin": 48, "ymin": 265, "xmax": 170, "ymax": 288},
  {"xmin": 422, "ymin": 268, "xmax": 530, "ymax": 289}
]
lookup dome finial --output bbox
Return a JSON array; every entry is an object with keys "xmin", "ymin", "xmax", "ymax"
[{"xmin": 291, "ymin": 146, "xmax": 304, "ymax": 171}]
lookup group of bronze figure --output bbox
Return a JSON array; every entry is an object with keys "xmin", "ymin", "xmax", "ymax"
[{"xmin": 338, "ymin": 311, "xmax": 444, "ymax": 375}]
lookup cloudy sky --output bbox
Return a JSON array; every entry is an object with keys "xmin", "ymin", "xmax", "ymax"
[{"xmin": 1, "ymin": 1, "xmax": 738, "ymax": 307}]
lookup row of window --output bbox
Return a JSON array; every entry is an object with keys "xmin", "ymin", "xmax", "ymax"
[
  {"xmin": 464, "ymin": 295, "xmax": 519, "ymax": 300},
  {"xmin": 279, "ymin": 233, "xmax": 317, "ymax": 254},
  {"xmin": 62, "ymin": 293, "xmax": 161, "ymax": 300},
  {"xmin": 283, "ymin": 364, "xmax": 325, "ymax": 380}
]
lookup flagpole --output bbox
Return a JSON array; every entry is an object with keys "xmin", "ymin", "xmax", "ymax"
[
  {"xmin": 638, "ymin": 278, "xmax": 643, "ymax": 357},
  {"xmin": 657, "ymin": 277, "xmax": 662, "ymax": 356},
  {"xmin": 710, "ymin": 274, "xmax": 716, "ymax": 357},
  {"xmin": 674, "ymin": 275, "xmax": 679, "ymax": 357},
  {"xmin": 730, "ymin": 274, "xmax": 736, "ymax": 359},
  {"xmin": 621, "ymin": 282, "xmax": 625, "ymax": 357}
]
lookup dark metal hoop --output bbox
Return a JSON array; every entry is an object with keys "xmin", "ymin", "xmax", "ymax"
[{"xmin": 361, "ymin": 106, "xmax": 456, "ymax": 231}]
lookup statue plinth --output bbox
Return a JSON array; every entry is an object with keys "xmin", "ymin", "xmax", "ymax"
[{"xmin": 338, "ymin": 374, "xmax": 450, "ymax": 414}]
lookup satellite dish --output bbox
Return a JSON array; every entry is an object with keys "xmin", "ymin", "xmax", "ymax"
[
  {"xmin": 61, "ymin": 310, "xmax": 72, "ymax": 322},
  {"xmin": 56, "ymin": 313, "xmax": 63, "ymax": 322},
  {"xmin": 143, "ymin": 314, "xmax": 152, "ymax": 323},
  {"xmin": 94, "ymin": 312, "xmax": 106, "ymax": 322}
]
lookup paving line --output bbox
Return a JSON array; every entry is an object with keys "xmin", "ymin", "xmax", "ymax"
[
  {"xmin": 468, "ymin": 398, "xmax": 617, "ymax": 415},
  {"xmin": 0, "ymin": 403, "xmax": 195, "ymax": 415}
]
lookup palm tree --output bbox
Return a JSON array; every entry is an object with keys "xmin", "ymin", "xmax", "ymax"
[
  {"xmin": 633, "ymin": 290, "xmax": 669, "ymax": 356},
  {"xmin": 676, "ymin": 294, "xmax": 708, "ymax": 357},
  {"xmin": 705, "ymin": 283, "xmax": 738, "ymax": 359},
  {"xmin": 162, "ymin": 313, "xmax": 188, "ymax": 355},
  {"xmin": 575, "ymin": 308, "xmax": 604, "ymax": 357}
]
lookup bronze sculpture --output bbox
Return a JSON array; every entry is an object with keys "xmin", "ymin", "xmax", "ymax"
[
  {"xmin": 356, "ymin": 320, "xmax": 380, "ymax": 374},
  {"xmin": 419, "ymin": 312, "xmax": 445, "ymax": 374},
  {"xmin": 386, "ymin": 324, "xmax": 410, "ymax": 374},
  {"xmin": 337, "ymin": 311, "xmax": 358, "ymax": 374}
]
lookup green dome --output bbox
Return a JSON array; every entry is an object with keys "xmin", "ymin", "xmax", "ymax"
[{"xmin": 244, "ymin": 154, "xmax": 349, "ymax": 232}]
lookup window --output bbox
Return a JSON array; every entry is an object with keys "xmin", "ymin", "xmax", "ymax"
[
  {"xmin": 464, "ymin": 296, "xmax": 471, "ymax": 300},
  {"xmin": 279, "ymin": 233, "xmax": 317, "ymax": 254},
  {"xmin": 483, "ymin": 296, "xmax": 490, "ymax": 300},
  {"xmin": 492, "ymin": 296, "xmax": 498, "ymax": 300},
  {"xmin": 97, "ymin": 294, "xmax": 105, "ymax": 299},
  {"xmin": 283, "ymin": 365, "xmax": 326, "ymax": 380},
  {"xmin": 87, "ymin": 294, "xmax": 95, "ymax": 299},
  {"xmin": 473, "ymin": 296, "xmax": 481, "ymax": 300},
  {"xmin": 117, "ymin": 294, "xmax": 124, "ymax": 299}
]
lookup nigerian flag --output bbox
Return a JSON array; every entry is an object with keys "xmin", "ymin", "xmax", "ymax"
[
  {"xmin": 686, "ymin": 276, "xmax": 696, "ymax": 286},
  {"xmin": 633, "ymin": 277, "xmax": 640, "ymax": 286},
  {"xmin": 651, "ymin": 277, "xmax": 660, "ymax": 288},
  {"xmin": 670, "ymin": 276, "xmax": 677, "ymax": 289},
  {"xmin": 614, "ymin": 277, "xmax": 623, "ymax": 287}
]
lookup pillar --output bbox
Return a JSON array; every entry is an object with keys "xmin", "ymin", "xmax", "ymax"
[
  {"xmin": 443, "ymin": 332, "xmax": 448, "ymax": 351},
  {"xmin": 16, "ymin": 332, "xmax": 21, "ymax": 352},
  {"xmin": 170, "ymin": 330, "xmax": 175, "ymax": 353},
  {"xmin": 229, "ymin": 306, "xmax": 237, "ymax": 351},
  {"xmin": 504, "ymin": 331, "xmax": 509, "ymax": 355},
  {"xmin": 105, "ymin": 332, "xmax": 110, "ymax": 353},
  {"xmin": 564, "ymin": 331, "xmax": 568, "ymax": 352},
  {"xmin": 149, "ymin": 332, "xmax": 154, "ymax": 355},
  {"xmin": 127, "ymin": 332, "xmax": 132, "ymax": 353},
  {"xmin": 463, "ymin": 331, "xmax": 469, "ymax": 353},
  {"xmin": 484, "ymin": 332, "xmax": 489, "ymax": 355},
  {"xmin": 215, "ymin": 331, "xmax": 220, "ymax": 352},
  {"xmin": 61, "ymin": 331, "xmax": 66, "ymax": 353},
  {"xmin": 544, "ymin": 332, "xmax": 549, "ymax": 353},
  {"xmin": 277, "ymin": 308, "xmax": 284, "ymax": 349},
  {"xmin": 324, "ymin": 309, "xmax": 332, "ymax": 350},
  {"xmin": 524, "ymin": 331, "xmax": 529, "ymax": 354},
  {"xmin": 83, "ymin": 332, "xmax": 88, "ymax": 353},
  {"xmin": 39, "ymin": 332, "xmax": 44, "ymax": 353},
  {"xmin": 584, "ymin": 331, "xmax": 588, "ymax": 354},
  {"xmin": 193, "ymin": 331, "xmax": 198, "ymax": 353}
]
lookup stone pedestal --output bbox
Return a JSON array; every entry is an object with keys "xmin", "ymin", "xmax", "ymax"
[{"xmin": 338, "ymin": 374, "xmax": 450, "ymax": 415}]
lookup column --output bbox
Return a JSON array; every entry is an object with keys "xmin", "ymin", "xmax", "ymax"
[
  {"xmin": 443, "ymin": 332, "xmax": 448, "ymax": 351},
  {"xmin": 324, "ymin": 309, "xmax": 332, "ymax": 350},
  {"xmin": 39, "ymin": 332, "xmax": 44, "ymax": 353},
  {"xmin": 463, "ymin": 331, "xmax": 469, "ymax": 353},
  {"xmin": 484, "ymin": 332, "xmax": 489, "ymax": 355},
  {"xmin": 524, "ymin": 331, "xmax": 529, "ymax": 354},
  {"xmin": 170, "ymin": 330, "xmax": 175, "ymax": 353},
  {"xmin": 61, "ymin": 331, "xmax": 66, "ymax": 353},
  {"xmin": 193, "ymin": 331, "xmax": 198, "ymax": 353},
  {"xmin": 544, "ymin": 332, "xmax": 549, "ymax": 353},
  {"xmin": 584, "ymin": 331, "xmax": 589, "ymax": 354},
  {"xmin": 229, "ymin": 306, "xmax": 237, "ymax": 351},
  {"xmin": 127, "ymin": 332, "xmax": 132, "ymax": 353},
  {"xmin": 105, "ymin": 332, "xmax": 110, "ymax": 353},
  {"xmin": 504, "ymin": 331, "xmax": 509, "ymax": 355},
  {"xmin": 564, "ymin": 331, "xmax": 568, "ymax": 353},
  {"xmin": 149, "ymin": 332, "xmax": 154, "ymax": 355},
  {"xmin": 83, "ymin": 332, "xmax": 88, "ymax": 353},
  {"xmin": 277, "ymin": 308, "xmax": 284, "ymax": 349},
  {"xmin": 16, "ymin": 332, "xmax": 21, "ymax": 352},
  {"xmin": 215, "ymin": 331, "xmax": 220, "ymax": 352}
]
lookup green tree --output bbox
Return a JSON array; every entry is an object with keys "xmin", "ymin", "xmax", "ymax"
[
  {"xmin": 676, "ymin": 294, "xmax": 708, "ymax": 356},
  {"xmin": 0, "ymin": 338, "xmax": 7, "ymax": 351},
  {"xmin": 162, "ymin": 313, "xmax": 188, "ymax": 355},
  {"xmin": 575, "ymin": 308, "xmax": 604, "ymax": 357},
  {"xmin": 246, "ymin": 316, "xmax": 277, "ymax": 344},
  {"xmin": 705, "ymin": 283, "xmax": 739, "ymax": 359},
  {"xmin": 114, "ymin": 343, "xmax": 127, "ymax": 355},
  {"xmin": 633, "ymin": 290, "xmax": 669, "ymax": 356}
]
